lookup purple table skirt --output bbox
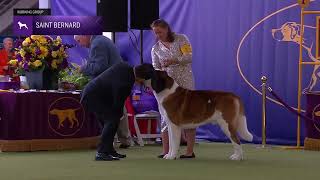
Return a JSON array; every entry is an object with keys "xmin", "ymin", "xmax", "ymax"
[
  {"xmin": 0, "ymin": 82, "xmax": 20, "ymax": 90},
  {"xmin": 0, "ymin": 92, "xmax": 100, "ymax": 140}
]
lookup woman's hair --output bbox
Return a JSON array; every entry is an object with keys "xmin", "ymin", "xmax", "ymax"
[{"xmin": 150, "ymin": 19, "xmax": 175, "ymax": 42}]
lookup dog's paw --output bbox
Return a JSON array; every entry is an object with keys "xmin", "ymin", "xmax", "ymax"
[
  {"xmin": 164, "ymin": 154, "xmax": 177, "ymax": 160},
  {"xmin": 229, "ymin": 153, "xmax": 243, "ymax": 161},
  {"xmin": 163, "ymin": 154, "xmax": 169, "ymax": 159}
]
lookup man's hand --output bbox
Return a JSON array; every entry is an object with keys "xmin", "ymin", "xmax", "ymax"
[{"xmin": 71, "ymin": 63, "xmax": 81, "ymax": 72}]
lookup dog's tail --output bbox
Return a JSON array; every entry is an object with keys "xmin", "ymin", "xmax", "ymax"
[{"xmin": 237, "ymin": 115, "xmax": 253, "ymax": 142}]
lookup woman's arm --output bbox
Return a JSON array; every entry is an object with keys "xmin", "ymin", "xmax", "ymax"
[
  {"xmin": 151, "ymin": 47, "xmax": 162, "ymax": 70},
  {"xmin": 176, "ymin": 34, "xmax": 192, "ymax": 65}
]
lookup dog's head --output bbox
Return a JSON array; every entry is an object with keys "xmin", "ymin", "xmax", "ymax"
[
  {"xmin": 49, "ymin": 109, "xmax": 58, "ymax": 115},
  {"xmin": 134, "ymin": 63, "xmax": 174, "ymax": 93},
  {"xmin": 271, "ymin": 22, "xmax": 300, "ymax": 42}
]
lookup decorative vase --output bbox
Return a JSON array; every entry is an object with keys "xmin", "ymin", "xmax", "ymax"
[
  {"xmin": 19, "ymin": 76, "xmax": 29, "ymax": 89},
  {"xmin": 25, "ymin": 68, "xmax": 44, "ymax": 90}
]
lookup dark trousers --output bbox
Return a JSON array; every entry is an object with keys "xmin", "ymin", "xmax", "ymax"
[{"xmin": 95, "ymin": 108, "xmax": 123, "ymax": 154}]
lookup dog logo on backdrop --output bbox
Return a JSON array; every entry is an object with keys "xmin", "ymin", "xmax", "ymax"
[
  {"xmin": 312, "ymin": 105, "xmax": 320, "ymax": 133},
  {"xmin": 272, "ymin": 21, "xmax": 320, "ymax": 93},
  {"xmin": 17, "ymin": 21, "xmax": 28, "ymax": 29},
  {"xmin": 314, "ymin": 110, "xmax": 320, "ymax": 117},
  {"xmin": 48, "ymin": 97, "xmax": 85, "ymax": 136},
  {"xmin": 272, "ymin": 22, "xmax": 302, "ymax": 43},
  {"xmin": 49, "ymin": 108, "xmax": 80, "ymax": 129}
]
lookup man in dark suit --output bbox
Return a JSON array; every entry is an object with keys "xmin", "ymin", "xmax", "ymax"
[
  {"xmin": 75, "ymin": 35, "xmax": 133, "ymax": 160},
  {"xmin": 75, "ymin": 35, "xmax": 132, "ymax": 148},
  {"xmin": 81, "ymin": 62, "xmax": 135, "ymax": 161},
  {"xmin": 81, "ymin": 63, "xmax": 154, "ymax": 161}
]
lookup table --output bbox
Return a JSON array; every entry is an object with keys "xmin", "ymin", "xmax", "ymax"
[
  {"xmin": 0, "ymin": 82, "xmax": 20, "ymax": 90},
  {"xmin": 304, "ymin": 92, "xmax": 320, "ymax": 150},
  {"xmin": 0, "ymin": 91, "xmax": 100, "ymax": 152}
]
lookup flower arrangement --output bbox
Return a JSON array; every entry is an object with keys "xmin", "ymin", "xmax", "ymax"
[
  {"xmin": 59, "ymin": 63, "xmax": 90, "ymax": 90},
  {"xmin": 9, "ymin": 35, "xmax": 73, "ymax": 74}
]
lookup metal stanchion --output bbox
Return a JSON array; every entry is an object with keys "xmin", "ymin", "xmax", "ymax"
[{"xmin": 261, "ymin": 76, "xmax": 267, "ymax": 148}]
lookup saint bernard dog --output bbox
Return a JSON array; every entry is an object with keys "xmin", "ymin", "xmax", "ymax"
[{"xmin": 134, "ymin": 64, "xmax": 253, "ymax": 160}]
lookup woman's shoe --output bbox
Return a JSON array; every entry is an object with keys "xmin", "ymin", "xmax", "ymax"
[{"xmin": 179, "ymin": 152, "xmax": 195, "ymax": 159}]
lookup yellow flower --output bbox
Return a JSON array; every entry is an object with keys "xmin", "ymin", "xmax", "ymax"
[
  {"xmin": 31, "ymin": 35, "xmax": 40, "ymax": 40},
  {"xmin": 32, "ymin": 60, "xmax": 42, "ymax": 67},
  {"xmin": 22, "ymin": 37, "xmax": 31, "ymax": 46},
  {"xmin": 180, "ymin": 44, "xmax": 192, "ymax": 54},
  {"xmin": 52, "ymin": 51, "xmax": 58, "ymax": 58},
  {"xmin": 39, "ymin": 46, "xmax": 49, "ymax": 58},
  {"xmin": 30, "ymin": 47, "xmax": 36, "ymax": 55},
  {"xmin": 57, "ymin": 36, "xmax": 62, "ymax": 43},
  {"xmin": 22, "ymin": 41, "xmax": 28, "ymax": 46},
  {"xmin": 38, "ymin": 37, "xmax": 47, "ymax": 44},
  {"xmin": 51, "ymin": 59, "xmax": 58, "ymax": 69},
  {"xmin": 57, "ymin": 58, "xmax": 63, "ymax": 63},
  {"xmin": 19, "ymin": 49, "xmax": 26, "ymax": 57},
  {"xmin": 53, "ymin": 36, "xmax": 62, "ymax": 46},
  {"xmin": 35, "ymin": 41, "xmax": 41, "ymax": 47},
  {"xmin": 25, "ymin": 37, "xmax": 31, "ymax": 43},
  {"xmin": 8, "ymin": 59, "xmax": 18, "ymax": 66}
]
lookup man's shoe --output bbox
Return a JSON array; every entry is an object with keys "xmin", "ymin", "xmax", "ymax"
[
  {"xmin": 119, "ymin": 144, "xmax": 130, "ymax": 149},
  {"xmin": 95, "ymin": 153, "xmax": 120, "ymax": 161},
  {"xmin": 110, "ymin": 152, "xmax": 126, "ymax": 158}
]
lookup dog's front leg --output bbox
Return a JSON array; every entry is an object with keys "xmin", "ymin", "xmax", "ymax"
[
  {"xmin": 164, "ymin": 121, "xmax": 181, "ymax": 160},
  {"xmin": 163, "ymin": 123, "xmax": 173, "ymax": 159}
]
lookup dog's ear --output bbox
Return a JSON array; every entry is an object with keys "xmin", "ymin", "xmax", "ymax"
[
  {"xmin": 151, "ymin": 70, "xmax": 167, "ymax": 93},
  {"xmin": 134, "ymin": 63, "xmax": 155, "ymax": 80},
  {"xmin": 158, "ymin": 71, "xmax": 174, "ymax": 90}
]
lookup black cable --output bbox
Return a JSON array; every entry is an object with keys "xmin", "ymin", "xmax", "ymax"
[
  {"xmin": 128, "ymin": 33, "xmax": 140, "ymax": 55},
  {"xmin": 128, "ymin": 29, "xmax": 141, "ymax": 56},
  {"xmin": 130, "ymin": 29, "xmax": 139, "ymax": 47}
]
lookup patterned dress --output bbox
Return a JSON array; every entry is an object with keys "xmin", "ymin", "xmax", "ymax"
[{"xmin": 151, "ymin": 33, "xmax": 195, "ymax": 131}]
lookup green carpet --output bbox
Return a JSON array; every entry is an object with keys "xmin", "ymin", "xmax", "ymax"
[{"xmin": 0, "ymin": 143, "xmax": 319, "ymax": 180}]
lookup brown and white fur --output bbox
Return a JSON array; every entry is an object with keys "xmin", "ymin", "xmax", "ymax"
[{"xmin": 134, "ymin": 64, "xmax": 253, "ymax": 160}]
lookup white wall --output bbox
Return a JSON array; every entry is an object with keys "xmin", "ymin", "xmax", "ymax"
[
  {"xmin": 102, "ymin": 32, "xmax": 112, "ymax": 40},
  {"xmin": 39, "ymin": 0, "xmax": 50, "ymax": 8}
]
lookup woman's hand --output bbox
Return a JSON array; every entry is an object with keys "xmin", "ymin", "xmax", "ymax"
[{"xmin": 0, "ymin": 66, "xmax": 9, "ymax": 73}]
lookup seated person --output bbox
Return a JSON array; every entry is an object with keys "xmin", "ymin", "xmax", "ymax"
[
  {"xmin": 0, "ymin": 38, "xmax": 14, "ymax": 75},
  {"xmin": 127, "ymin": 82, "xmax": 159, "ymax": 136},
  {"xmin": 131, "ymin": 82, "xmax": 158, "ymax": 113}
]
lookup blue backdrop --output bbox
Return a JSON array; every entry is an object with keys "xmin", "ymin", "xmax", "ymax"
[{"xmin": 51, "ymin": 0, "xmax": 320, "ymax": 145}]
